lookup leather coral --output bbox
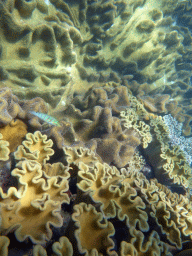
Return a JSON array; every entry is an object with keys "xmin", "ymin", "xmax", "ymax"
[{"xmin": 0, "ymin": 131, "xmax": 70, "ymax": 244}]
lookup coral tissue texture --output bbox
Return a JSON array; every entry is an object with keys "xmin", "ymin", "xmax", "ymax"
[
  {"xmin": 0, "ymin": 0, "xmax": 192, "ymax": 256},
  {"xmin": 0, "ymin": 0, "xmax": 82, "ymax": 106}
]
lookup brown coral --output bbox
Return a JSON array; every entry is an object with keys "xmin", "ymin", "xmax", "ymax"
[
  {"xmin": 0, "ymin": 87, "xmax": 25, "ymax": 125},
  {"xmin": 0, "ymin": 0, "xmax": 82, "ymax": 105},
  {"xmin": 0, "ymin": 119, "xmax": 27, "ymax": 152},
  {"xmin": 138, "ymin": 94, "xmax": 170, "ymax": 113},
  {"xmin": 50, "ymin": 85, "xmax": 142, "ymax": 168},
  {"xmin": 0, "ymin": 87, "xmax": 49, "ymax": 130}
]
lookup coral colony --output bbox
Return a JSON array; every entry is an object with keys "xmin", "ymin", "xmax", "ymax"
[
  {"xmin": 163, "ymin": 114, "xmax": 192, "ymax": 165},
  {"xmin": 0, "ymin": 0, "xmax": 192, "ymax": 255}
]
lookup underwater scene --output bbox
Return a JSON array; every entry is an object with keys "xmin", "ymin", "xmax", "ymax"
[{"xmin": 1, "ymin": 0, "xmax": 192, "ymax": 255}]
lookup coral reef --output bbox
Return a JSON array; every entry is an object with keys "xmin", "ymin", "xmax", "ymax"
[
  {"xmin": 0, "ymin": 84, "xmax": 191, "ymax": 255},
  {"xmin": 0, "ymin": 0, "xmax": 192, "ymax": 254},
  {"xmin": 73, "ymin": 0, "xmax": 192, "ymax": 136},
  {"xmin": 48, "ymin": 85, "xmax": 144, "ymax": 168},
  {"xmin": 0, "ymin": 129, "xmax": 192, "ymax": 255},
  {"xmin": 0, "ymin": 0, "xmax": 82, "ymax": 106},
  {"xmin": 1, "ymin": 0, "xmax": 192, "ymax": 132},
  {"xmin": 0, "ymin": 83, "xmax": 192, "ymax": 256},
  {"xmin": 76, "ymin": 0, "xmax": 183, "ymax": 87}
]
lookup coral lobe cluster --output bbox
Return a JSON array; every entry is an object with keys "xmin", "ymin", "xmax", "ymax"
[{"xmin": 0, "ymin": 0, "xmax": 192, "ymax": 255}]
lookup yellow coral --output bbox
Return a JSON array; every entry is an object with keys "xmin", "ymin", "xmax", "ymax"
[
  {"xmin": 33, "ymin": 245, "xmax": 47, "ymax": 256},
  {"xmin": 72, "ymin": 202, "xmax": 115, "ymax": 256},
  {"xmin": 0, "ymin": 160, "xmax": 70, "ymax": 243},
  {"xmin": 77, "ymin": 156, "xmax": 192, "ymax": 250},
  {"xmin": 127, "ymin": 151, "xmax": 145, "ymax": 172},
  {"xmin": 120, "ymin": 98, "xmax": 152, "ymax": 149},
  {"xmin": 63, "ymin": 146, "xmax": 99, "ymax": 167},
  {"xmin": 120, "ymin": 228, "xmax": 172, "ymax": 256},
  {"xmin": 78, "ymin": 162, "xmax": 149, "ymax": 231},
  {"xmin": 0, "ymin": 119, "xmax": 27, "ymax": 152},
  {"xmin": 52, "ymin": 236, "xmax": 73, "ymax": 256},
  {"xmin": 0, "ymin": 133, "xmax": 10, "ymax": 161},
  {"xmin": 0, "ymin": 236, "xmax": 10, "ymax": 256},
  {"xmin": 43, "ymin": 162, "xmax": 70, "ymax": 178},
  {"xmin": 14, "ymin": 131, "xmax": 54, "ymax": 165}
]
